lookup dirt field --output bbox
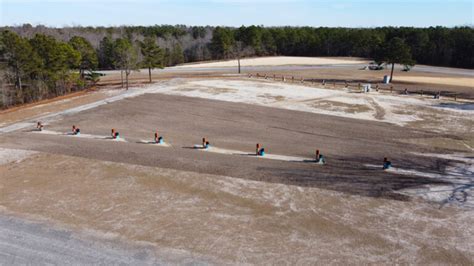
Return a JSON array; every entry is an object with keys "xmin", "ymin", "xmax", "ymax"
[
  {"xmin": 1, "ymin": 150, "xmax": 472, "ymax": 264},
  {"xmin": 0, "ymin": 58, "xmax": 473, "ymax": 264},
  {"xmin": 99, "ymin": 57, "xmax": 474, "ymax": 99}
]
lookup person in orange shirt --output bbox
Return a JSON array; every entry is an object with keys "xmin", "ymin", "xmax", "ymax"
[
  {"xmin": 111, "ymin": 129, "xmax": 120, "ymax": 139},
  {"xmin": 36, "ymin": 122, "xmax": 44, "ymax": 131}
]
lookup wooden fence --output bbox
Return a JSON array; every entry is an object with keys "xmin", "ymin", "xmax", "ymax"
[{"xmin": 249, "ymin": 73, "xmax": 468, "ymax": 101}]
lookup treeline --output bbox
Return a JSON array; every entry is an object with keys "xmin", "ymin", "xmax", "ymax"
[
  {"xmin": 0, "ymin": 29, "xmax": 166, "ymax": 108},
  {"xmin": 0, "ymin": 24, "xmax": 473, "ymax": 108},
  {"xmin": 210, "ymin": 26, "xmax": 473, "ymax": 69},
  {"xmin": 0, "ymin": 31, "xmax": 97, "ymax": 108},
  {"xmin": 3, "ymin": 24, "xmax": 473, "ymax": 69}
]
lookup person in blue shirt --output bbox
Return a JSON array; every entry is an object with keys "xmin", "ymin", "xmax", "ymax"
[
  {"xmin": 383, "ymin": 157, "xmax": 392, "ymax": 170},
  {"xmin": 154, "ymin": 132, "xmax": 164, "ymax": 144}
]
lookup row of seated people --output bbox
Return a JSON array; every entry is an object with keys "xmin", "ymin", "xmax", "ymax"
[{"xmin": 34, "ymin": 122, "xmax": 392, "ymax": 169}]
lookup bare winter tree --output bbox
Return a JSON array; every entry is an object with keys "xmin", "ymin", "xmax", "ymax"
[{"xmin": 113, "ymin": 38, "xmax": 139, "ymax": 90}]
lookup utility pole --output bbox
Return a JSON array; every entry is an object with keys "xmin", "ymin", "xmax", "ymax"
[
  {"xmin": 238, "ymin": 55, "xmax": 241, "ymax": 74},
  {"xmin": 235, "ymin": 41, "xmax": 242, "ymax": 74}
]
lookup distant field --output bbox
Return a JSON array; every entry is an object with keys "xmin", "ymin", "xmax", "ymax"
[
  {"xmin": 395, "ymin": 76, "xmax": 474, "ymax": 87},
  {"xmin": 173, "ymin": 56, "xmax": 368, "ymax": 68},
  {"xmin": 98, "ymin": 56, "xmax": 474, "ymax": 98}
]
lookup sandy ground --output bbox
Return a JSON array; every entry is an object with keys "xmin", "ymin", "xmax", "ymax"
[
  {"xmin": 241, "ymin": 67, "xmax": 474, "ymax": 95},
  {"xmin": 1, "ymin": 64, "xmax": 473, "ymax": 263},
  {"xmin": 173, "ymin": 56, "xmax": 368, "ymax": 68},
  {"xmin": 98, "ymin": 56, "xmax": 474, "ymax": 98},
  {"xmin": 395, "ymin": 76, "xmax": 474, "ymax": 88},
  {"xmin": 170, "ymin": 56, "xmax": 474, "ymax": 88},
  {"xmin": 0, "ymin": 150, "xmax": 472, "ymax": 264}
]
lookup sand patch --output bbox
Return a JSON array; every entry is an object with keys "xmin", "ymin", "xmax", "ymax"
[
  {"xmin": 257, "ymin": 93, "xmax": 286, "ymax": 102},
  {"xmin": 0, "ymin": 148, "xmax": 37, "ymax": 165},
  {"xmin": 196, "ymin": 146, "xmax": 314, "ymax": 162},
  {"xmin": 30, "ymin": 130, "xmax": 127, "ymax": 142},
  {"xmin": 309, "ymin": 100, "xmax": 372, "ymax": 114},
  {"xmin": 176, "ymin": 85, "xmax": 237, "ymax": 95},
  {"xmin": 137, "ymin": 140, "xmax": 172, "ymax": 147},
  {"xmin": 397, "ymin": 76, "xmax": 474, "ymax": 87},
  {"xmin": 173, "ymin": 56, "xmax": 367, "ymax": 68}
]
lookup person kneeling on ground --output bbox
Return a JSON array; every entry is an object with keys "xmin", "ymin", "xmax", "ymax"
[
  {"xmin": 202, "ymin": 138, "xmax": 210, "ymax": 149},
  {"xmin": 315, "ymin": 149, "xmax": 326, "ymax": 164},
  {"xmin": 72, "ymin": 125, "xmax": 80, "ymax": 135},
  {"xmin": 383, "ymin": 157, "xmax": 392, "ymax": 170},
  {"xmin": 255, "ymin": 143, "xmax": 265, "ymax": 156},
  {"xmin": 194, "ymin": 138, "xmax": 208, "ymax": 149},
  {"xmin": 36, "ymin": 122, "xmax": 44, "ymax": 131},
  {"xmin": 111, "ymin": 129, "xmax": 120, "ymax": 139},
  {"xmin": 154, "ymin": 132, "xmax": 163, "ymax": 144}
]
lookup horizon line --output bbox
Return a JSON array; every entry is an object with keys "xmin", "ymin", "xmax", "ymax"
[{"xmin": 2, "ymin": 23, "xmax": 473, "ymax": 29}]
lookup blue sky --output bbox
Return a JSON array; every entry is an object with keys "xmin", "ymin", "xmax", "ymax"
[{"xmin": 1, "ymin": 0, "xmax": 473, "ymax": 27}]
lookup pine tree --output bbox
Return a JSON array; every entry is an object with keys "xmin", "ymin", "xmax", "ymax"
[
  {"xmin": 0, "ymin": 30, "xmax": 41, "ymax": 91},
  {"xmin": 69, "ymin": 36, "xmax": 98, "ymax": 79},
  {"xmin": 98, "ymin": 36, "xmax": 115, "ymax": 70},
  {"xmin": 376, "ymin": 37, "xmax": 415, "ymax": 82},
  {"xmin": 210, "ymin": 27, "xmax": 235, "ymax": 59},
  {"xmin": 139, "ymin": 37, "xmax": 163, "ymax": 83}
]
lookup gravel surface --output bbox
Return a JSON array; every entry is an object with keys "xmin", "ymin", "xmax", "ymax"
[{"xmin": 0, "ymin": 214, "xmax": 165, "ymax": 265}]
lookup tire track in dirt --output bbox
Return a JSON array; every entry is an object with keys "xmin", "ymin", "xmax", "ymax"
[{"xmin": 367, "ymin": 97, "xmax": 386, "ymax": 120}]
